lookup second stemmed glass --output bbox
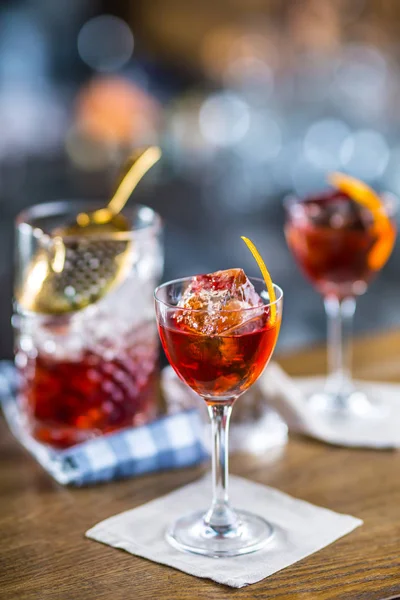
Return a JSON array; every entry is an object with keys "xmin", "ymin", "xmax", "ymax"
[
  {"xmin": 285, "ymin": 188, "xmax": 397, "ymax": 417},
  {"xmin": 155, "ymin": 277, "xmax": 283, "ymax": 557}
]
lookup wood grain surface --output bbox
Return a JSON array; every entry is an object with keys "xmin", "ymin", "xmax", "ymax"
[{"xmin": 1, "ymin": 329, "xmax": 400, "ymax": 600}]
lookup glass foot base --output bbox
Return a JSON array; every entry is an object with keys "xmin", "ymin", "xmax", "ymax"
[
  {"xmin": 308, "ymin": 388, "xmax": 388, "ymax": 420},
  {"xmin": 166, "ymin": 509, "xmax": 274, "ymax": 557}
]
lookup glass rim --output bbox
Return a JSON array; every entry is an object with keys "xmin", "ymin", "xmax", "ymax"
[
  {"xmin": 154, "ymin": 275, "xmax": 283, "ymax": 313},
  {"xmin": 16, "ymin": 200, "xmax": 162, "ymax": 241},
  {"xmin": 283, "ymin": 189, "xmax": 399, "ymax": 218}
]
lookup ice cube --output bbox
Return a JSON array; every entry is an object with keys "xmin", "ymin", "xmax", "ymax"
[
  {"xmin": 175, "ymin": 268, "xmax": 265, "ymax": 335},
  {"xmin": 304, "ymin": 190, "xmax": 372, "ymax": 231}
]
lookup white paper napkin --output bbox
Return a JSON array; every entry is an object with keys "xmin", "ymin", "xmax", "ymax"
[
  {"xmin": 258, "ymin": 363, "xmax": 400, "ymax": 449},
  {"xmin": 86, "ymin": 475, "xmax": 362, "ymax": 588}
]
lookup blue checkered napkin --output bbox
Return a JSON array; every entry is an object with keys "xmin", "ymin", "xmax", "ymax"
[{"xmin": 0, "ymin": 361, "xmax": 208, "ymax": 486}]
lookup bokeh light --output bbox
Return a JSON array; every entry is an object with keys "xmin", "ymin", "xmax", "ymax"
[
  {"xmin": 339, "ymin": 129, "xmax": 390, "ymax": 181},
  {"xmin": 225, "ymin": 56, "xmax": 274, "ymax": 97},
  {"xmin": 74, "ymin": 76, "xmax": 160, "ymax": 145},
  {"xmin": 78, "ymin": 15, "xmax": 134, "ymax": 72},
  {"xmin": 199, "ymin": 92, "xmax": 250, "ymax": 147},
  {"xmin": 201, "ymin": 26, "xmax": 277, "ymax": 89},
  {"xmin": 334, "ymin": 44, "xmax": 389, "ymax": 115},
  {"xmin": 304, "ymin": 119, "xmax": 350, "ymax": 170},
  {"xmin": 67, "ymin": 76, "xmax": 161, "ymax": 170}
]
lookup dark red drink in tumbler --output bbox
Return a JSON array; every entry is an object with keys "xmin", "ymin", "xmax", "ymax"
[{"xmin": 18, "ymin": 320, "xmax": 158, "ymax": 448}]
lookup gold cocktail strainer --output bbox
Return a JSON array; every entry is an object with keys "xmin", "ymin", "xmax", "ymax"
[{"xmin": 17, "ymin": 146, "xmax": 161, "ymax": 314}]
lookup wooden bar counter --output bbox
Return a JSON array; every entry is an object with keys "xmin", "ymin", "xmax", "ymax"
[{"xmin": 1, "ymin": 330, "xmax": 400, "ymax": 600}]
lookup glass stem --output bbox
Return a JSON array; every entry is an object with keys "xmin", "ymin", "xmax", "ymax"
[
  {"xmin": 204, "ymin": 402, "xmax": 238, "ymax": 533},
  {"xmin": 324, "ymin": 295, "xmax": 356, "ymax": 403}
]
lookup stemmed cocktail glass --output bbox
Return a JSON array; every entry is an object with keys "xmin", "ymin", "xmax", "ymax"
[
  {"xmin": 155, "ymin": 275, "xmax": 283, "ymax": 557},
  {"xmin": 285, "ymin": 176, "xmax": 397, "ymax": 417}
]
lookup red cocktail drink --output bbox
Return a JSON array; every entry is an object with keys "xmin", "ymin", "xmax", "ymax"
[
  {"xmin": 158, "ymin": 268, "xmax": 280, "ymax": 401},
  {"xmin": 17, "ymin": 321, "xmax": 158, "ymax": 448},
  {"xmin": 285, "ymin": 189, "xmax": 396, "ymax": 299},
  {"xmin": 159, "ymin": 318, "xmax": 279, "ymax": 402}
]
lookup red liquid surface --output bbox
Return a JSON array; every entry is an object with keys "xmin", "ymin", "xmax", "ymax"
[
  {"xmin": 18, "ymin": 335, "xmax": 158, "ymax": 448},
  {"xmin": 158, "ymin": 317, "xmax": 280, "ymax": 402},
  {"xmin": 285, "ymin": 191, "xmax": 396, "ymax": 298}
]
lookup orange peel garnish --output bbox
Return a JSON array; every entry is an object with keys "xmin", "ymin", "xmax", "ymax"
[
  {"xmin": 327, "ymin": 172, "xmax": 383, "ymax": 217},
  {"xmin": 327, "ymin": 172, "xmax": 395, "ymax": 271},
  {"xmin": 241, "ymin": 236, "xmax": 277, "ymax": 324}
]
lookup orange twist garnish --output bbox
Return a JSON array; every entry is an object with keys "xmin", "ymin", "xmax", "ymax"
[
  {"xmin": 241, "ymin": 236, "xmax": 277, "ymax": 324},
  {"xmin": 328, "ymin": 172, "xmax": 383, "ymax": 217},
  {"xmin": 327, "ymin": 172, "xmax": 395, "ymax": 271}
]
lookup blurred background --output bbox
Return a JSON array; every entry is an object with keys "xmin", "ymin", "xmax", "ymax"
[{"xmin": 1, "ymin": 0, "xmax": 399, "ymax": 358}]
